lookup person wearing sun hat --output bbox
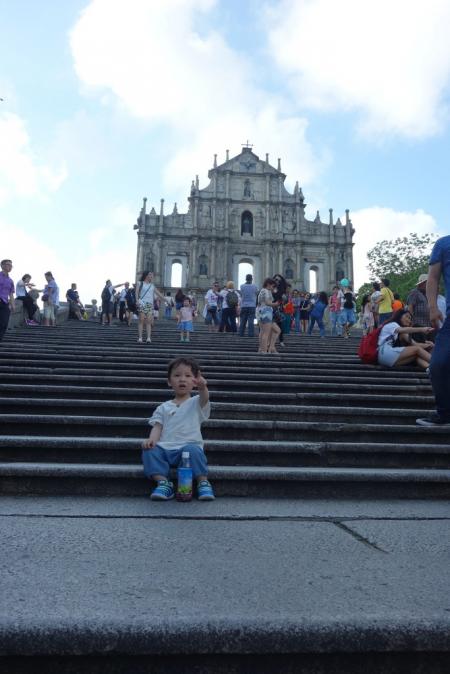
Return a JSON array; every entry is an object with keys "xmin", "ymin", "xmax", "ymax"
[{"xmin": 407, "ymin": 273, "xmax": 432, "ymax": 342}]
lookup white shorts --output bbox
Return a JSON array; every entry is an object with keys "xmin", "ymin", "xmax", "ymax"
[{"xmin": 378, "ymin": 342, "xmax": 405, "ymax": 367}]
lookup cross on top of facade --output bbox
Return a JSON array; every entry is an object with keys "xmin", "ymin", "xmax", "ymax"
[{"xmin": 241, "ymin": 140, "xmax": 253, "ymax": 148}]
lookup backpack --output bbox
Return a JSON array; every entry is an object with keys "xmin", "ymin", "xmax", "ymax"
[
  {"xmin": 227, "ymin": 290, "xmax": 239, "ymax": 308},
  {"xmin": 101, "ymin": 286, "xmax": 110, "ymax": 303},
  {"xmin": 357, "ymin": 327, "xmax": 383, "ymax": 364}
]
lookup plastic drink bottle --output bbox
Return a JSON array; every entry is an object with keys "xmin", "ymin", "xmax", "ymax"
[{"xmin": 176, "ymin": 451, "xmax": 193, "ymax": 501}]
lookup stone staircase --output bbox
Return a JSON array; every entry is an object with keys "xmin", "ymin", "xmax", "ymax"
[{"xmin": 1, "ymin": 319, "xmax": 449, "ymax": 499}]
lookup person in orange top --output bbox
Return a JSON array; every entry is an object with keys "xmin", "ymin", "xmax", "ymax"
[
  {"xmin": 283, "ymin": 296, "xmax": 294, "ymax": 334},
  {"xmin": 392, "ymin": 293, "xmax": 404, "ymax": 313}
]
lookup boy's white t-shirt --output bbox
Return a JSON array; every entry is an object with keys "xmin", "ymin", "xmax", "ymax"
[{"xmin": 148, "ymin": 395, "xmax": 210, "ymax": 450}]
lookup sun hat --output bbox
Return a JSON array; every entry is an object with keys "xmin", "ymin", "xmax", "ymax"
[{"xmin": 416, "ymin": 273, "xmax": 428, "ymax": 285}]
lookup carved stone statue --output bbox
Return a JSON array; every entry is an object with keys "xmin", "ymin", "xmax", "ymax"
[{"xmin": 244, "ymin": 179, "xmax": 251, "ymax": 198}]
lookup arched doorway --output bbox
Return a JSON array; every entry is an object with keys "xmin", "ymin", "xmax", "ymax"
[
  {"xmin": 238, "ymin": 261, "xmax": 254, "ymax": 287},
  {"xmin": 309, "ymin": 266, "xmax": 318, "ymax": 293},
  {"xmin": 171, "ymin": 261, "xmax": 182, "ymax": 287}
]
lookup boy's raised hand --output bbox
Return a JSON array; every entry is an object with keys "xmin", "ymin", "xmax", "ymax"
[{"xmin": 193, "ymin": 372, "xmax": 207, "ymax": 390}]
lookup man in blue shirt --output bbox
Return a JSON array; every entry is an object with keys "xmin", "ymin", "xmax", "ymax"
[
  {"xmin": 239, "ymin": 274, "xmax": 258, "ymax": 337},
  {"xmin": 416, "ymin": 235, "xmax": 450, "ymax": 426}
]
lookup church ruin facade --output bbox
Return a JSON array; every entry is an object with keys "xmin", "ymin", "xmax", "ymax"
[{"xmin": 134, "ymin": 146, "xmax": 354, "ymax": 291}]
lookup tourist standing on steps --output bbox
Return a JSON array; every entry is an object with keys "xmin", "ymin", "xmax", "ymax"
[
  {"xmin": 0, "ymin": 259, "xmax": 15, "ymax": 341},
  {"xmin": 272, "ymin": 274, "xmax": 288, "ymax": 347},
  {"xmin": 299, "ymin": 292, "xmax": 310, "ymax": 334},
  {"xmin": 164, "ymin": 292, "xmax": 174, "ymax": 319},
  {"xmin": 257, "ymin": 278, "xmax": 281, "ymax": 353},
  {"xmin": 239, "ymin": 273, "xmax": 258, "ymax": 337},
  {"xmin": 16, "ymin": 274, "xmax": 39, "ymax": 325},
  {"xmin": 119, "ymin": 283, "xmax": 129, "ymax": 322},
  {"xmin": 308, "ymin": 291, "xmax": 328, "ymax": 337},
  {"xmin": 219, "ymin": 281, "xmax": 239, "ymax": 333},
  {"xmin": 42, "ymin": 271, "xmax": 59, "ymax": 327},
  {"xmin": 339, "ymin": 284, "xmax": 356, "ymax": 338},
  {"xmin": 101, "ymin": 280, "xmax": 123, "ymax": 325},
  {"xmin": 125, "ymin": 283, "xmax": 137, "ymax": 326},
  {"xmin": 174, "ymin": 288, "xmax": 186, "ymax": 311},
  {"xmin": 204, "ymin": 282, "xmax": 220, "ymax": 332},
  {"xmin": 136, "ymin": 271, "xmax": 165, "ymax": 343},
  {"xmin": 417, "ymin": 235, "xmax": 450, "ymax": 427},
  {"xmin": 370, "ymin": 282, "xmax": 382, "ymax": 328},
  {"xmin": 328, "ymin": 286, "xmax": 342, "ymax": 336},
  {"xmin": 377, "ymin": 278, "xmax": 395, "ymax": 324}
]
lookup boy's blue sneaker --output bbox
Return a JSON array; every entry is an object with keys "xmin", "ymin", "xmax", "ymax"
[
  {"xmin": 151, "ymin": 480, "xmax": 175, "ymax": 501},
  {"xmin": 197, "ymin": 480, "xmax": 215, "ymax": 501}
]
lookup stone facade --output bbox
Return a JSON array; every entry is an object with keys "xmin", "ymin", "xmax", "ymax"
[{"xmin": 134, "ymin": 147, "xmax": 354, "ymax": 292}]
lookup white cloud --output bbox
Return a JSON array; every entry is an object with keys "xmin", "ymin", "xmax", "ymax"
[
  {"xmin": 350, "ymin": 206, "xmax": 441, "ymax": 288},
  {"xmin": 0, "ymin": 112, "xmax": 67, "ymax": 204},
  {"xmin": 1, "ymin": 202, "xmax": 137, "ymax": 305},
  {"xmin": 70, "ymin": 0, "xmax": 326, "ymax": 205},
  {"xmin": 265, "ymin": 0, "xmax": 450, "ymax": 139}
]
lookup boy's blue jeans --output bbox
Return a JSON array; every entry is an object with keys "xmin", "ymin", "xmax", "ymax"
[
  {"xmin": 142, "ymin": 443, "xmax": 209, "ymax": 479},
  {"xmin": 429, "ymin": 316, "xmax": 450, "ymax": 420}
]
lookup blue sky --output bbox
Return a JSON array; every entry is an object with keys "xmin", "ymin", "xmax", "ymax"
[{"xmin": 1, "ymin": 0, "xmax": 450, "ymax": 301}]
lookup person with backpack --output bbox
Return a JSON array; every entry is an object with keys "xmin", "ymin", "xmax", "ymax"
[
  {"xmin": 219, "ymin": 281, "xmax": 240, "ymax": 333},
  {"xmin": 377, "ymin": 309, "xmax": 433, "ymax": 369},
  {"xmin": 136, "ymin": 271, "xmax": 165, "ymax": 343},
  {"xmin": 339, "ymin": 284, "xmax": 356, "ymax": 338}
]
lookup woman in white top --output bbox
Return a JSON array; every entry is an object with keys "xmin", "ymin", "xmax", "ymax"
[
  {"xmin": 136, "ymin": 271, "xmax": 165, "ymax": 343},
  {"xmin": 377, "ymin": 309, "xmax": 434, "ymax": 369}
]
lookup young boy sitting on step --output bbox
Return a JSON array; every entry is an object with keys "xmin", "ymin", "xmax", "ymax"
[{"xmin": 141, "ymin": 357, "xmax": 215, "ymax": 501}]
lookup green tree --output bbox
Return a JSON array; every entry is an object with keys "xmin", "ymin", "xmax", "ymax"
[{"xmin": 358, "ymin": 232, "xmax": 438, "ymax": 303}]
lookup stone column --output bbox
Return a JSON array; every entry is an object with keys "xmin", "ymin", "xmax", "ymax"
[{"xmin": 210, "ymin": 239, "xmax": 216, "ymax": 279}]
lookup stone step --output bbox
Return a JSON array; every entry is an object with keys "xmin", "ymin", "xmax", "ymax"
[
  {"xmin": 0, "ymin": 414, "xmax": 448, "ymax": 445},
  {"xmin": 0, "ymin": 390, "xmax": 436, "ymax": 410},
  {"xmin": 1, "ymin": 436, "xmax": 448, "ymax": 469},
  {"xmin": 0, "ymin": 361, "xmax": 428, "ymax": 381},
  {"xmin": 0, "ymin": 372, "xmax": 430, "ymax": 395},
  {"xmin": 0, "ymin": 397, "xmax": 435, "ymax": 419},
  {"xmin": 1, "ymin": 461, "xmax": 449, "ymax": 498}
]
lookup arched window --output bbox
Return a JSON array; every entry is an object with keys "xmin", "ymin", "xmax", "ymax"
[
  {"xmin": 171, "ymin": 261, "xmax": 182, "ymax": 287},
  {"xmin": 238, "ymin": 261, "xmax": 254, "ymax": 287},
  {"xmin": 309, "ymin": 266, "xmax": 318, "ymax": 293},
  {"xmin": 198, "ymin": 256, "xmax": 208, "ymax": 276},
  {"xmin": 336, "ymin": 266, "xmax": 345, "ymax": 283},
  {"xmin": 241, "ymin": 211, "xmax": 253, "ymax": 236}
]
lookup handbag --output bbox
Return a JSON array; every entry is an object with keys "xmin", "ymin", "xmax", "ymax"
[{"xmin": 41, "ymin": 294, "xmax": 49, "ymax": 302}]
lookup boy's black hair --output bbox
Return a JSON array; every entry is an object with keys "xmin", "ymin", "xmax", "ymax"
[{"xmin": 167, "ymin": 357, "xmax": 200, "ymax": 379}]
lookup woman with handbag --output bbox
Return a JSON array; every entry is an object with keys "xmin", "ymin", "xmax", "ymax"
[{"xmin": 136, "ymin": 271, "xmax": 165, "ymax": 343}]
